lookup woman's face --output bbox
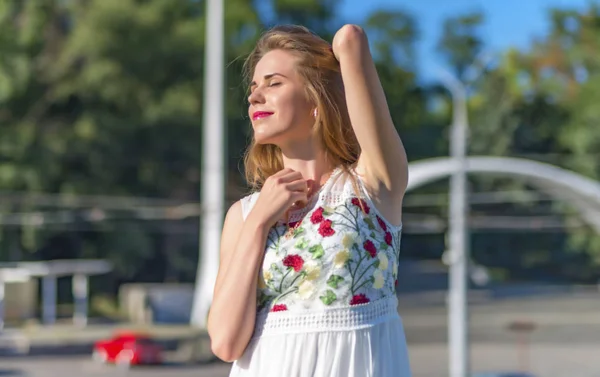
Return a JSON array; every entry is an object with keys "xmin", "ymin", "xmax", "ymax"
[{"xmin": 248, "ymin": 49, "xmax": 315, "ymax": 147}]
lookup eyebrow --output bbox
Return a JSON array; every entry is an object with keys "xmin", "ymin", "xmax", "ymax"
[{"xmin": 250, "ymin": 73, "xmax": 287, "ymax": 88}]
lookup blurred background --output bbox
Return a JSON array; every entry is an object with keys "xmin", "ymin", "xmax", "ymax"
[{"xmin": 1, "ymin": 0, "xmax": 600, "ymax": 376}]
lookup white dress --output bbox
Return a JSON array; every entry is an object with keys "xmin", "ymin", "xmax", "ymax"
[{"xmin": 229, "ymin": 168, "xmax": 412, "ymax": 377}]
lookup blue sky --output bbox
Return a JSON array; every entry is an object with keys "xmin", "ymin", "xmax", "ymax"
[{"xmin": 338, "ymin": 0, "xmax": 596, "ymax": 82}]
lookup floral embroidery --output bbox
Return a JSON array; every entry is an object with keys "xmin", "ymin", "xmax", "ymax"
[
  {"xmin": 384, "ymin": 232, "xmax": 392, "ymax": 246},
  {"xmin": 310, "ymin": 207, "xmax": 324, "ymax": 224},
  {"xmin": 350, "ymin": 293, "xmax": 370, "ymax": 305},
  {"xmin": 363, "ymin": 240, "xmax": 377, "ymax": 258},
  {"xmin": 351, "ymin": 198, "xmax": 370, "ymax": 214},
  {"xmin": 271, "ymin": 304, "xmax": 288, "ymax": 312},
  {"xmin": 377, "ymin": 215, "xmax": 387, "ymax": 231},
  {"xmin": 283, "ymin": 254, "xmax": 304, "ymax": 272},
  {"xmin": 318, "ymin": 219, "xmax": 335, "ymax": 237},
  {"xmin": 257, "ymin": 176, "xmax": 401, "ymax": 314}
]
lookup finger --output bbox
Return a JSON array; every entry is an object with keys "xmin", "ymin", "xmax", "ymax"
[
  {"xmin": 291, "ymin": 191, "xmax": 308, "ymax": 206},
  {"xmin": 273, "ymin": 168, "xmax": 295, "ymax": 177},
  {"xmin": 286, "ymin": 179, "xmax": 308, "ymax": 193},
  {"xmin": 278, "ymin": 171, "xmax": 304, "ymax": 183}
]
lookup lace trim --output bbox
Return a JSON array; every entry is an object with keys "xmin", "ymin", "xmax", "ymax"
[{"xmin": 251, "ymin": 295, "xmax": 399, "ymax": 339}]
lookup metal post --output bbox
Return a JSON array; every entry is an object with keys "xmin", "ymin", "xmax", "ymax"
[
  {"xmin": 42, "ymin": 275, "xmax": 57, "ymax": 325},
  {"xmin": 72, "ymin": 274, "xmax": 89, "ymax": 327},
  {"xmin": 441, "ymin": 70, "xmax": 470, "ymax": 377},
  {"xmin": 190, "ymin": 0, "xmax": 226, "ymax": 328},
  {"xmin": 0, "ymin": 276, "xmax": 5, "ymax": 330}
]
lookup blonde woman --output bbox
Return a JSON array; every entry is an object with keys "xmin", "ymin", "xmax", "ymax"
[{"xmin": 207, "ymin": 24, "xmax": 411, "ymax": 377}]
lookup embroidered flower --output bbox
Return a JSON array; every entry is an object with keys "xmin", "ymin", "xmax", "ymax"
[
  {"xmin": 376, "ymin": 215, "xmax": 387, "ymax": 231},
  {"xmin": 351, "ymin": 198, "xmax": 370, "ymax": 214},
  {"xmin": 385, "ymin": 231, "xmax": 393, "ymax": 246},
  {"xmin": 350, "ymin": 293, "xmax": 370, "ymax": 306},
  {"xmin": 363, "ymin": 240, "xmax": 377, "ymax": 258},
  {"xmin": 271, "ymin": 304, "xmax": 288, "ymax": 312},
  {"xmin": 342, "ymin": 232, "xmax": 357, "ymax": 248},
  {"xmin": 303, "ymin": 262, "xmax": 321, "ymax": 281},
  {"xmin": 333, "ymin": 250, "xmax": 350, "ymax": 268},
  {"xmin": 373, "ymin": 269, "xmax": 385, "ymax": 289},
  {"xmin": 283, "ymin": 254, "xmax": 304, "ymax": 272},
  {"xmin": 263, "ymin": 270, "xmax": 273, "ymax": 281},
  {"xmin": 318, "ymin": 219, "xmax": 335, "ymax": 237},
  {"xmin": 377, "ymin": 252, "xmax": 389, "ymax": 270},
  {"xmin": 297, "ymin": 280, "xmax": 316, "ymax": 299},
  {"xmin": 310, "ymin": 207, "xmax": 324, "ymax": 224}
]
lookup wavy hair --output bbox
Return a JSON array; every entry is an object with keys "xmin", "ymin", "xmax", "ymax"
[{"xmin": 242, "ymin": 25, "xmax": 361, "ymax": 190}]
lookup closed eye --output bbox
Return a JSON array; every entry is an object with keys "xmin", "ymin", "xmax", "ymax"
[{"xmin": 269, "ymin": 82, "xmax": 281, "ymax": 87}]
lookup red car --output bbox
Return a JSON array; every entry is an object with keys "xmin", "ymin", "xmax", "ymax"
[{"xmin": 92, "ymin": 331, "xmax": 163, "ymax": 367}]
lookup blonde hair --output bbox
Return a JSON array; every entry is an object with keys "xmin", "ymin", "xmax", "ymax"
[{"xmin": 242, "ymin": 25, "xmax": 361, "ymax": 190}]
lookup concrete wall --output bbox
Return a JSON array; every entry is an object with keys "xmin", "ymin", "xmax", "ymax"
[
  {"xmin": 119, "ymin": 283, "xmax": 194, "ymax": 324},
  {"xmin": 4, "ymin": 280, "xmax": 38, "ymax": 322}
]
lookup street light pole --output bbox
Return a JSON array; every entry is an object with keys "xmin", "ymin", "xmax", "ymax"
[
  {"xmin": 440, "ymin": 70, "xmax": 470, "ymax": 377},
  {"xmin": 190, "ymin": 0, "xmax": 225, "ymax": 328}
]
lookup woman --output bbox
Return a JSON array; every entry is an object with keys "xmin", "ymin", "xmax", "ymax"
[{"xmin": 207, "ymin": 24, "xmax": 411, "ymax": 377}]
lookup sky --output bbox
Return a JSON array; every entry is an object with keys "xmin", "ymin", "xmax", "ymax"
[{"xmin": 338, "ymin": 0, "xmax": 596, "ymax": 82}]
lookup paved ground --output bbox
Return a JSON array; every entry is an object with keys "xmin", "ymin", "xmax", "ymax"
[
  {"xmin": 2, "ymin": 342, "xmax": 600, "ymax": 377},
  {"xmin": 0, "ymin": 356, "xmax": 231, "ymax": 377}
]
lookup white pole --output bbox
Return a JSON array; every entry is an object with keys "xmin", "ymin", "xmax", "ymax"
[
  {"xmin": 190, "ymin": 0, "xmax": 225, "ymax": 328},
  {"xmin": 440, "ymin": 70, "xmax": 470, "ymax": 377},
  {"xmin": 72, "ymin": 274, "xmax": 89, "ymax": 327},
  {"xmin": 0, "ymin": 276, "xmax": 5, "ymax": 330},
  {"xmin": 42, "ymin": 275, "xmax": 57, "ymax": 325}
]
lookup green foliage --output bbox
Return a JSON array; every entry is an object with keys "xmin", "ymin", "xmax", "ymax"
[{"xmin": 0, "ymin": 0, "xmax": 599, "ymax": 288}]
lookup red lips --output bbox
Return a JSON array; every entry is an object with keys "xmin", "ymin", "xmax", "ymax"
[{"xmin": 252, "ymin": 111, "xmax": 274, "ymax": 121}]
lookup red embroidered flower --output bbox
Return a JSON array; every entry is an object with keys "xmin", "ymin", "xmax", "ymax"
[
  {"xmin": 282, "ymin": 254, "xmax": 304, "ymax": 272},
  {"xmin": 351, "ymin": 198, "xmax": 370, "ymax": 214},
  {"xmin": 288, "ymin": 221, "xmax": 300, "ymax": 228},
  {"xmin": 271, "ymin": 304, "xmax": 288, "ymax": 312},
  {"xmin": 377, "ymin": 216, "xmax": 387, "ymax": 231},
  {"xmin": 318, "ymin": 219, "xmax": 335, "ymax": 237},
  {"xmin": 350, "ymin": 294, "xmax": 370, "ymax": 306},
  {"xmin": 310, "ymin": 207, "xmax": 324, "ymax": 224},
  {"xmin": 363, "ymin": 240, "xmax": 377, "ymax": 258},
  {"xmin": 385, "ymin": 231, "xmax": 392, "ymax": 246}
]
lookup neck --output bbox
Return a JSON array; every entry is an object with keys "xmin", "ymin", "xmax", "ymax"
[{"xmin": 279, "ymin": 139, "xmax": 335, "ymax": 187}]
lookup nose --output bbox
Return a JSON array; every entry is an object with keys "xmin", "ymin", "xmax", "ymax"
[{"xmin": 248, "ymin": 87, "xmax": 265, "ymax": 106}]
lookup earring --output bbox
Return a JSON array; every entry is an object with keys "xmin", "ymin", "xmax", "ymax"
[{"xmin": 313, "ymin": 109, "xmax": 318, "ymax": 117}]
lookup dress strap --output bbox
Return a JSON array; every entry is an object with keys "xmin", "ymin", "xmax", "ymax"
[{"xmin": 240, "ymin": 192, "xmax": 260, "ymax": 220}]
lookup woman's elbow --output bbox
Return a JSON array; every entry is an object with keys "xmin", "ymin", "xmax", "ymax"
[{"xmin": 210, "ymin": 337, "xmax": 243, "ymax": 363}]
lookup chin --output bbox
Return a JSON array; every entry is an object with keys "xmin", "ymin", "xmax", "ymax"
[{"xmin": 252, "ymin": 127, "xmax": 286, "ymax": 146}]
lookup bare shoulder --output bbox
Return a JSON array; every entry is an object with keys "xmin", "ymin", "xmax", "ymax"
[{"xmin": 224, "ymin": 200, "xmax": 244, "ymax": 231}]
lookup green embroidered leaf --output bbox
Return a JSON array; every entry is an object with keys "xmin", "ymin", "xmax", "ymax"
[
  {"xmin": 295, "ymin": 238, "xmax": 309, "ymax": 249},
  {"xmin": 319, "ymin": 289, "xmax": 337, "ymax": 305},
  {"xmin": 379, "ymin": 242, "xmax": 389, "ymax": 250},
  {"xmin": 308, "ymin": 244, "xmax": 325, "ymax": 259},
  {"xmin": 370, "ymin": 231, "xmax": 376, "ymax": 238},
  {"xmin": 364, "ymin": 217, "xmax": 375, "ymax": 230},
  {"xmin": 323, "ymin": 207, "xmax": 334, "ymax": 215},
  {"xmin": 293, "ymin": 227, "xmax": 305, "ymax": 237},
  {"xmin": 327, "ymin": 274, "xmax": 344, "ymax": 289}
]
